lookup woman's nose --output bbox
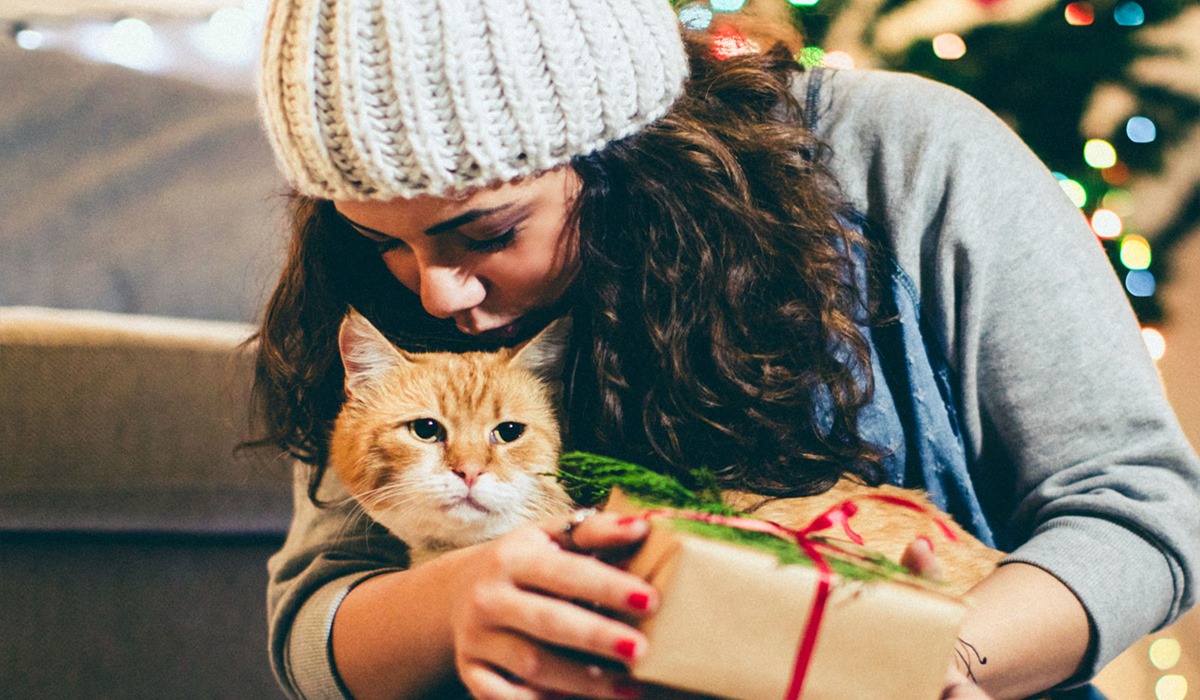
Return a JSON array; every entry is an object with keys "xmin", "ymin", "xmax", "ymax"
[{"xmin": 417, "ymin": 264, "xmax": 486, "ymax": 319}]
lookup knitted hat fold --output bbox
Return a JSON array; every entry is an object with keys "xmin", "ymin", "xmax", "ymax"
[{"xmin": 260, "ymin": 0, "xmax": 689, "ymax": 201}]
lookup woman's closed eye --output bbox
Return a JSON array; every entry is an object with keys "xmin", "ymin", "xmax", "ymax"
[
  {"xmin": 366, "ymin": 228, "xmax": 517, "ymax": 255},
  {"xmin": 465, "ymin": 227, "xmax": 517, "ymax": 253}
]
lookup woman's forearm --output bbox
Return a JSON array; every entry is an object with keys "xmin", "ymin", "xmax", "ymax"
[
  {"xmin": 331, "ymin": 548, "xmax": 469, "ymax": 700},
  {"xmin": 957, "ymin": 562, "xmax": 1092, "ymax": 699}
]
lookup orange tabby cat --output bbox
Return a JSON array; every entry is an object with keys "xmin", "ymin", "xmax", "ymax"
[
  {"xmin": 329, "ymin": 309, "xmax": 574, "ymax": 565},
  {"xmin": 330, "ymin": 309, "xmax": 1001, "ymax": 590},
  {"xmin": 724, "ymin": 485, "xmax": 1003, "ymax": 596}
]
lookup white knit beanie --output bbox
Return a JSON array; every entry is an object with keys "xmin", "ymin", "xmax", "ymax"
[{"xmin": 259, "ymin": 0, "xmax": 690, "ymax": 201}]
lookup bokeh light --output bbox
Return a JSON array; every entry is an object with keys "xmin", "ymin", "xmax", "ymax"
[
  {"xmin": 789, "ymin": 0, "xmax": 821, "ymax": 6},
  {"xmin": 1125, "ymin": 269, "xmax": 1156, "ymax": 297},
  {"xmin": 1091, "ymin": 208, "xmax": 1123, "ymax": 238},
  {"xmin": 1114, "ymin": 0, "xmax": 1146, "ymax": 26},
  {"xmin": 1120, "ymin": 234, "xmax": 1152, "ymax": 270},
  {"xmin": 711, "ymin": 30, "xmax": 759, "ymax": 59},
  {"xmin": 1102, "ymin": 161, "xmax": 1131, "ymax": 186},
  {"xmin": 95, "ymin": 18, "xmax": 164, "ymax": 71},
  {"xmin": 678, "ymin": 5, "xmax": 714, "ymax": 30},
  {"xmin": 1101, "ymin": 189, "xmax": 1133, "ymax": 216},
  {"xmin": 1084, "ymin": 139, "xmax": 1118, "ymax": 169},
  {"xmin": 1142, "ymin": 327, "xmax": 1166, "ymax": 361},
  {"xmin": 1065, "ymin": 2, "xmax": 1095, "ymax": 25},
  {"xmin": 1150, "ymin": 638, "xmax": 1182, "ymax": 670},
  {"xmin": 16, "ymin": 28, "xmax": 45, "ymax": 50},
  {"xmin": 1127, "ymin": 116, "xmax": 1157, "ymax": 143},
  {"xmin": 1054, "ymin": 173, "xmax": 1088, "ymax": 208},
  {"xmin": 932, "ymin": 33, "xmax": 967, "ymax": 60},
  {"xmin": 796, "ymin": 46, "xmax": 826, "ymax": 67},
  {"xmin": 191, "ymin": 7, "xmax": 258, "ymax": 64},
  {"xmin": 822, "ymin": 51, "xmax": 855, "ymax": 69},
  {"xmin": 1155, "ymin": 674, "xmax": 1188, "ymax": 700},
  {"xmin": 710, "ymin": 0, "xmax": 747, "ymax": 11}
]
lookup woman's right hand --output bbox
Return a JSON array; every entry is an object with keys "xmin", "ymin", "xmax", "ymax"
[{"xmin": 449, "ymin": 510, "xmax": 658, "ymax": 700}]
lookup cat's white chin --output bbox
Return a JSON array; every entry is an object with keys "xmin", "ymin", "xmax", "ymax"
[{"xmin": 443, "ymin": 495, "xmax": 492, "ymax": 515}]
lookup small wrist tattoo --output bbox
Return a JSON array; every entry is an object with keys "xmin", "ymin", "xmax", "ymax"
[{"xmin": 955, "ymin": 638, "xmax": 988, "ymax": 683}]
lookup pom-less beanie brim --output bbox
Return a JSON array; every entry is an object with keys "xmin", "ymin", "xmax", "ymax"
[{"xmin": 259, "ymin": 0, "xmax": 689, "ymax": 201}]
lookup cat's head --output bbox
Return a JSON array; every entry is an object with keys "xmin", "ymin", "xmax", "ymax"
[{"xmin": 329, "ymin": 309, "xmax": 574, "ymax": 561}]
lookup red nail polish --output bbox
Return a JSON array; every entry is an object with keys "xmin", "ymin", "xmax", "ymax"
[
  {"xmin": 614, "ymin": 638, "xmax": 638, "ymax": 660},
  {"xmin": 627, "ymin": 591, "xmax": 650, "ymax": 611}
]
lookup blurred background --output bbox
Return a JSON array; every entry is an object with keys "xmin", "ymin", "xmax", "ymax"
[{"xmin": 0, "ymin": 0, "xmax": 1195, "ymax": 698}]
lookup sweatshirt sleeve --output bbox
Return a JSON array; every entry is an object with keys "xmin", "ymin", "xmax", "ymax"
[
  {"xmin": 266, "ymin": 461, "xmax": 408, "ymax": 699},
  {"xmin": 808, "ymin": 67, "xmax": 1200, "ymax": 680}
]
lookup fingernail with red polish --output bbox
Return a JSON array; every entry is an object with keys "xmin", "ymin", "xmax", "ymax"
[
  {"xmin": 627, "ymin": 591, "xmax": 651, "ymax": 611},
  {"xmin": 614, "ymin": 638, "xmax": 639, "ymax": 660}
]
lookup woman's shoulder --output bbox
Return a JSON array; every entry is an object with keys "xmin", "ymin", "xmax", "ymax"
[
  {"xmin": 798, "ymin": 66, "xmax": 999, "ymax": 135},
  {"xmin": 794, "ymin": 66, "xmax": 1053, "ymax": 225}
]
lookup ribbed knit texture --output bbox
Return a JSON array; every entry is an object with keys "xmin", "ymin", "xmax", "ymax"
[{"xmin": 259, "ymin": 0, "xmax": 689, "ymax": 200}]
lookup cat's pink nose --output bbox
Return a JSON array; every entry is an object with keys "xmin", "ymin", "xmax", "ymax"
[{"xmin": 453, "ymin": 465, "xmax": 485, "ymax": 487}]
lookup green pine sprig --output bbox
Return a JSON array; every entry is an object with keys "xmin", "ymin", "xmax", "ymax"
[{"xmin": 554, "ymin": 451, "xmax": 736, "ymax": 515}]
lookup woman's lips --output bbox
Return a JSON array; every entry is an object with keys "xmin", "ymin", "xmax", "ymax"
[{"xmin": 470, "ymin": 319, "xmax": 522, "ymax": 341}]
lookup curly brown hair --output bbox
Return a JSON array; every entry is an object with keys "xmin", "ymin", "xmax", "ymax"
[{"xmin": 247, "ymin": 39, "xmax": 886, "ymax": 503}]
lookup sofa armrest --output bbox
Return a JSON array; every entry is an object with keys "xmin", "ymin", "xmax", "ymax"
[{"xmin": 0, "ymin": 306, "xmax": 291, "ymax": 536}]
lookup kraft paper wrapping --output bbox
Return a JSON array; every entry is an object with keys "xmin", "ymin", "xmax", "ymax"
[{"xmin": 611, "ymin": 495, "xmax": 969, "ymax": 700}]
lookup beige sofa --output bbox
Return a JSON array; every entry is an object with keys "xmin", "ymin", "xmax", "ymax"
[{"xmin": 0, "ymin": 306, "xmax": 292, "ymax": 698}]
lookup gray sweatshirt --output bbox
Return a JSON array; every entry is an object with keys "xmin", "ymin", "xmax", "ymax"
[{"xmin": 266, "ymin": 67, "xmax": 1200, "ymax": 698}]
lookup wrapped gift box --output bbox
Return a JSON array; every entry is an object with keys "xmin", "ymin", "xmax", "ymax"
[{"xmin": 611, "ymin": 494, "xmax": 969, "ymax": 700}]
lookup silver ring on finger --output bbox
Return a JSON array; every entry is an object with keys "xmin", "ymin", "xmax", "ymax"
[{"xmin": 561, "ymin": 507, "xmax": 599, "ymax": 551}]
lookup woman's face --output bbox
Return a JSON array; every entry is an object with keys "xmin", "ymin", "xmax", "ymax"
[{"xmin": 334, "ymin": 167, "xmax": 581, "ymax": 342}]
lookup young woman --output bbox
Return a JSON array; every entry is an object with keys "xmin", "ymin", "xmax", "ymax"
[{"xmin": 253, "ymin": 1, "xmax": 1200, "ymax": 698}]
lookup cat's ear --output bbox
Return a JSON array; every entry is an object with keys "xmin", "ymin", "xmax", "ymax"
[
  {"xmin": 510, "ymin": 315, "xmax": 572, "ymax": 384},
  {"xmin": 338, "ymin": 308, "xmax": 408, "ymax": 395}
]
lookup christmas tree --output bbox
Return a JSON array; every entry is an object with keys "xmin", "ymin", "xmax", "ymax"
[{"xmin": 676, "ymin": 0, "xmax": 1200, "ymax": 334}]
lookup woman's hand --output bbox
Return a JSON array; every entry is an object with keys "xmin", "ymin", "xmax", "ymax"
[
  {"xmin": 901, "ymin": 538, "xmax": 995, "ymax": 700},
  {"xmin": 450, "ymin": 510, "xmax": 657, "ymax": 700}
]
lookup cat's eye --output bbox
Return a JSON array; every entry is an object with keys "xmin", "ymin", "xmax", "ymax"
[
  {"xmin": 490, "ymin": 422, "xmax": 525, "ymax": 445},
  {"xmin": 408, "ymin": 418, "xmax": 446, "ymax": 443}
]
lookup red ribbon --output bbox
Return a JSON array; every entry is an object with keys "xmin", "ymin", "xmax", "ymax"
[{"xmin": 636, "ymin": 491, "xmax": 957, "ymax": 700}]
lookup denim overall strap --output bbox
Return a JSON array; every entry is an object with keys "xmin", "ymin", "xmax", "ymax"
[{"xmin": 802, "ymin": 67, "xmax": 995, "ymax": 546}]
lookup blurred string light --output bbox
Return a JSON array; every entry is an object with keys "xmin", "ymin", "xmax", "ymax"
[
  {"xmin": 822, "ymin": 51, "xmax": 855, "ymax": 69},
  {"xmin": 81, "ymin": 17, "xmax": 165, "ymax": 71},
  {"xmin": 1156, "ymin": 674, "xmax": 1188, "ymax": 700},
  {"xmin": 1126, "ymin": 116, "xmax": 1157, "ymax": 143},
  {"xmin": 711, "ymin": 29, "xmax": 759, "ymax": 59},
  {"xmin": 15, "ymin": 26, "xmax": 45, "ymax": 50},
  {"xmin": 678, "ymin": 5, "xmax": 714, "ymax": 30},
  {"xmin": 1102, "ymin": 160, "xmax": 1131, "ymax": 186},
  {"xmin": 1090, "ymin": 208, "xmax": 1123, "ymax": 238},
  {"xmin": 1101, "ymin": 188, "xmax": 1133, "ymax": 216},
  {"xmin": 1084, "ymin": 138, "xmax": 1118, "ymax": 169},
  {"xmin": 1126, "ymin": 269, "xmax": 1156, "ymax": 297},
  {"xmin": 1141, "ymin": 327, "xmax": 1166, "ymax": 361},
  {"xmin": 190, "ymin": 6, "xmax": 259, "ymax": 64},
  {"xmin": 1150, "ymin": 638, "xmax": 1183, "ymax": 670},
  {"xmin": 1113, "ymin": 0, "xmax": 1146, "ymax": 26},
  {"xmin": 932, "ymin": 33, "xmax": 966, "ymax": 60},
  {"xmin": 710, "ymin": 0, "xmax": 746, "ymax": 12},
  {"xmin": 1065, "ymin": 2, "xmax": 1096, "ymax": 25},
  {"xmin": 1120, "ymin": 234, "xmax": 1152, "ymax": 270},
  {"xmin": 1053, "ymin": 172, "xmax": 1088, "ymax": 208},
  {"xmin": 796, "ymin": 46, "xmax": 826, "ymax": 67}
]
